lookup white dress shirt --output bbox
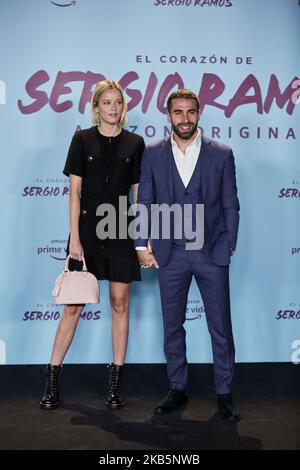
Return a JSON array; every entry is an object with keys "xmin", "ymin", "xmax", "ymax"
[{"xmin": 171, "ymin": 128, "xmax": 201, "ymax": 188}]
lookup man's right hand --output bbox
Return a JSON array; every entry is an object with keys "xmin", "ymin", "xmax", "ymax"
[{"xmin": 136, "ymin": 248, "xmax": 159, "ymax": 269}]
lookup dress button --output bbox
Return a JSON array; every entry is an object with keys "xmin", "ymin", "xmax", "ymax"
[
  {"xmin": 82, "ymin": 209, "xmax": 87, "ymax": 215},
  {"xmin": 88, "ymin": 156, "xmax": 93, "ymax": 161}
]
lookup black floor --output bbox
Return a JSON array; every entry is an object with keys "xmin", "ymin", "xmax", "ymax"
[{"xmin": 0, "ymin": 364, "xmax": 299, "ymax": 450}]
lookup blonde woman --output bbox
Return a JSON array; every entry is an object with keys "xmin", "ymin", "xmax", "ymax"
[{"xmin": 40, "ymin": 80, "xmax": 145, "ymax": 409}]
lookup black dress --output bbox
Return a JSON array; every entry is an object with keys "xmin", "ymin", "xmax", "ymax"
[{"xmin": 63, "ymin": 126, "xmax": 145, "ymax": 283}]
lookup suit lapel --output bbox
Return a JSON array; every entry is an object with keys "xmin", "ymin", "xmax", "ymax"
[
  {"xmin": 162, "ymin": 138, "xmax": 174, "ymax": 201},
  {"xmin": 200, "ymin": 135, "xmax": 212, "ymax": 201}
]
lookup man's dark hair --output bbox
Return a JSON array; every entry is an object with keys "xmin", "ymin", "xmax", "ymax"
[{"xmin": 167, "ymin": 89, "xmax": 200, "ymax": 113}]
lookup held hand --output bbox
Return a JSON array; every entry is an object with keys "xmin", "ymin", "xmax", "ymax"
[
  {"xmin": 69, "ymin": 238, "xmax": 84, "ymax": 261},
  {"xmin": 137, "ymin": 249, "xmax": 159, "ymax": 269},
  {"xmin": 146, "ymin": 242, "xmax": 159, "ymax": 268}
]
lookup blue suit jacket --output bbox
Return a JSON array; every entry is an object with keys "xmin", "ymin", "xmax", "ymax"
[{"xmin": 134, "ymin": 135, "xmax": 240, "ymax": 267}]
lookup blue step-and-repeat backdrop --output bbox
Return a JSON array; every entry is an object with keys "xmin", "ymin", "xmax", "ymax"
[{"xmin": 0, "ymin": 0, "xmax": 299, "ymax": 365}]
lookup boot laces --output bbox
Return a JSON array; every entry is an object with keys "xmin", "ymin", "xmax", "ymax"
[
  {"xmin": 109, "ymin": 367, "xmax": 122, "ymax": 395},
  {"xmin": 46, "ymin": 368, "xmax": 60, "ymax": 396}
]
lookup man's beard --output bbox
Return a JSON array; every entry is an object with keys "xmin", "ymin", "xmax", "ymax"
[{"xmin": 171, "ymin": 121, "xmax": 198, "ymax": 140}]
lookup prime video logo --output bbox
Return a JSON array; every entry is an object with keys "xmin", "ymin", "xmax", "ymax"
[{"xmin": 0, "ymin": 80, "xmax": 6, "ymax": 104}]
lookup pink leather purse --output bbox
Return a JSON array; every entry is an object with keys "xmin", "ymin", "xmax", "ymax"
[{"xmin": 52, "ymin": 255, "xmax": 99, "ymax": 305}]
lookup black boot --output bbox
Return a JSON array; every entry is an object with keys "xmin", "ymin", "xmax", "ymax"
[
  {"xmin": 154, "ymin": 389, "xmax": 188, "ymax": 414},
  {"xmin": 217, "ymin": 393, "xmax": 241, "ymax": 421},
  {"xmin": 40, "ymin": 364, "xmax": 62, "ymax": 410},
  {"xmin": 105, "ymin": 363, "xmax": 125, "ymax": 408}
]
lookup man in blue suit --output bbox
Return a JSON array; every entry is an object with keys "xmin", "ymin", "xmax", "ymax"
[{"xmin": 135, "ymin": 89, "xmax": 240, "ymax": 421}]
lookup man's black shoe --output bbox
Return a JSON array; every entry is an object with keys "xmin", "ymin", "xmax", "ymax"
[
  {"xmin": 154, "ymin": 389, "xmax": 188, "ymax": 414},
  {"xmin": 217, "ymin": 393, "xmax": 241, "ymax": 421}
]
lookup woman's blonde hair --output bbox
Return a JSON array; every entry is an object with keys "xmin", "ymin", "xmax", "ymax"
[{"xmin": 91, "ymin": 80, "xmax": 127, "ymax": 126}]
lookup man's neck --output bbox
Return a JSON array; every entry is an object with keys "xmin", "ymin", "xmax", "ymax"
[{"xmin": 172, "ymin": 130, "xmax": 198, "ymax": 154}]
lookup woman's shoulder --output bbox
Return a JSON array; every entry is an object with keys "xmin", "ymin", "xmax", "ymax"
[
  {"xmin": 122, "ymin": 129, "xmax": 144, "ymax": 145},
  {"xmin": 74, "ymin": 126, "xmax": 97, "ymax": 140}
]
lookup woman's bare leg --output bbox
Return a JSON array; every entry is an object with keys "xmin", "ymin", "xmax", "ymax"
[
  {"xmin": 50, "ymin": 304, "xmax": 85, "ymax": 365},
  {"xmin": 109, "ymin": 282, "xmax": 130, "ymax": 365}
]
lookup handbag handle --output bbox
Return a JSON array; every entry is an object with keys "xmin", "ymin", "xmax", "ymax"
[{"xmin": 64, "ymin": 255, "xmax": 88, "ymax": 272}]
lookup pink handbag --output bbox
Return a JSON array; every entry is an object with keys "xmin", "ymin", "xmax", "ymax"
[{"xmin": 52, "ymin": 255, "xmax": 99, "ymax": 305}]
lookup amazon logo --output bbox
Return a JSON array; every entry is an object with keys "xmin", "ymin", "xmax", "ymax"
[
  {"xmin": 50, "ymin": 1, "xmax": 76, "ymax": 7},
  {"xmin": 186, "ymin": 314, "xmax": 202, "ymax": 321}
]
